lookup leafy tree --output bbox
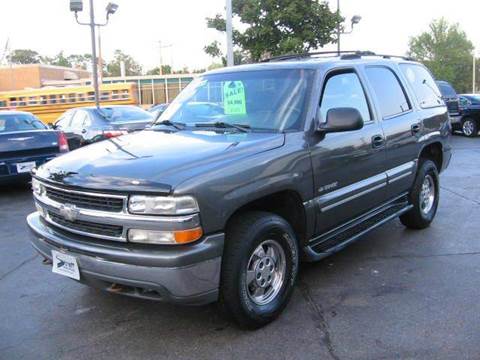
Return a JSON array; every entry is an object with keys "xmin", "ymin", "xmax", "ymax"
[
  {"xmin": 205, "ymin": 0, "xmax": 341, "ymax": 62},
  {"xmin": 66, "ymin": 54, "xmax": 92, "ymax": 70},
  {"xmin": 145, "ymin": 65, "xmax": 172, "ymax": 75},
  {"xmin": 7, "ymin": 49, "xmax": 41, "ymax": 64},
  {"xmin": 41, "ymin": 51, "xmax": 72, "ymax": 67},
  {"xmin": 408, "ymin": 18, "xmax": 474, "ymax": 93},
  {"xmin": 105, "ymin": 50, "xmax": 142, "ymax": 76}
]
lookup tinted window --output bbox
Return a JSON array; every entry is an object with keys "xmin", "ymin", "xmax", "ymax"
[
  {"xmin": 0, "ymin": 113, "xmax": 46, "ymax": 133},
  {"xmin": 320, "ymin": 72, "xmax": 371, "ymax": 123},
  {"xmin": 400, "ymin": 64, "xmax": 443, "ymax": 108},
  {"xmin": 437, "ymin": 82, "xmax": 457, "ymax": 97},
  {"xmin": 98, "ymin": 107, "xmax": 153, "ymax": 123},
  {"xmin": 365, "ymin": 67, "xmax": 411, "ymax": 118}
]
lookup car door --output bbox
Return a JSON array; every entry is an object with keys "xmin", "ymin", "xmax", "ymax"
[
  {"xmin": 310, "ymin": 68, "xmax": 387, "ymax": 234},
  {"xmin": 70, "ymin": 110, "xmax": 90, "ymax": 145},
  {"xmin": 363, "ymin": 65, "xmax": 421, "ymax": 197}
]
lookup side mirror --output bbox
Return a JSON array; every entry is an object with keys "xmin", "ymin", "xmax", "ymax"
[
  {"xmin": 48, "ymin": 123, "xmax": 56, "ymax": 129},
  {"xmin": 317, "ymin": 107, "xmax": 364, "ymax": 133}
]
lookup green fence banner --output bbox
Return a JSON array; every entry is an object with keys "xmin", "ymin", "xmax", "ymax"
[{"xmin": 223, "ymin": 81, "xmax": 247, "ymax": 115}]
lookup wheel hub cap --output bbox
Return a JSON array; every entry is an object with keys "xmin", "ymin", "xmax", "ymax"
[
  {"xmin": 246, "ymin": 239, "xmax": 286, "ymax": 306},
  {"xmin": 463, "ymin": 120, "xmax": 474, "ymax": 136},
  {"xmin": 420, "ymin": 174, "xmax": 435, "ymax": 215}
]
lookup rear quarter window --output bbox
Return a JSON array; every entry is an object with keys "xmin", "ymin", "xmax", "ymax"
[{"xmin": 400, "ymin": 64, "xmax": 443, "ymax": 108}]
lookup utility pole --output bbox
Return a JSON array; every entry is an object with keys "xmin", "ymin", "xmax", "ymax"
[
  {"xmin": 97, "ymin": 25, "xmax": 103, "ymax": 84},
  {"xmin": 158, "ymin": 41, "xmax": 172, "ymax": 75},
  {"xmin": 226, "ymin": 0, "xmax": 234, "ymax": 66},
  {"xmin": 473, "ymin": 54, "xmax": 476, "ymax": 94},
  {"xmin": 337, "ymin": 0, "xmax": 341, "ymax": 54}
]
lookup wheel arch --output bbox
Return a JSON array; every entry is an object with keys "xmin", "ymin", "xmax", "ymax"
[{"xmin": 418, "ymin": 141, "xmax": 443, "ymax": 173}]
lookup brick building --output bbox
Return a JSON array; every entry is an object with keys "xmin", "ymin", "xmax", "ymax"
[{"xmin": 0, "ymin": 64, "xmax": 91, "ymax": 91}]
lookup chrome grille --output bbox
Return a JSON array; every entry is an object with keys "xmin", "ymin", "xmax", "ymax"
[
  {"xmin": 45, "ymin": 186, "xmax": 124, "ymax": 212},
  {"xmin": 48, "ymin": 211, "xmax": 123, "ymax": 238}
]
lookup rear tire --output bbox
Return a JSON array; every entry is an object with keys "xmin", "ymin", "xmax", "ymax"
[
  {"xmin": 400, "ymin": 160, "xmax": 439, "ymax": 229},
  {"xmin": 461, "ymin": 117, "xmax": 478, "ymax": 137},
  {"xmin": 219, "ymin": 211, "xmax": 299, "ymax": 329}
]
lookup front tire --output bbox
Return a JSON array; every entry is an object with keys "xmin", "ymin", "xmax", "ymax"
[
  {"xmin": 461, "ymin": 117, "xmax": 478, "ymax": 137},
  {"xmin": 400, "ymin": 160, "xmax": 439, "ymax": 229},
  {"xmin": 219, "ymin": 211, "xmax": 299, "ymax": 329}
]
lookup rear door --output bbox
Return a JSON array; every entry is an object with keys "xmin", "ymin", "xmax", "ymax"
[
  {"xmin": 363, "ymin": 65, "xmax": 420, "ymax": 197},
  {"xmin": 310, "ymin": 68, "xmax": 387, "ymax": 234}
]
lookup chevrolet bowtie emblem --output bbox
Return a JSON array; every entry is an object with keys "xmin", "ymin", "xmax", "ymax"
[{"xmin": 59, "ymin": 204, "xmax": 79, "ymax": 222}]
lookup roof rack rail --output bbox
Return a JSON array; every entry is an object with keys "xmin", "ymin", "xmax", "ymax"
[
  {"xmin": 260, "ymin": 50, "xmax": 375, "ymax": 63},
  {"xmin": 260, "ymin": 51, "xmax": 416, "ymax": 63}
]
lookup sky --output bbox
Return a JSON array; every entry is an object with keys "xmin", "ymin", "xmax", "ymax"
[{"xmin": 0, "ymin": 0, "xmax": 479, "ymax": 72}]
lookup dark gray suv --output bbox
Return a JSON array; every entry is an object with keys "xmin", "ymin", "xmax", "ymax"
[{"xmin": 27, "ymin": 51, "xmax": 451, "ymax": 329}]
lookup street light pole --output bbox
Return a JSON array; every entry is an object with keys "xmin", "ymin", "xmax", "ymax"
[
  {"xmin": 71, "ymin": 0, "xmax": 118, "ymax": 109},
  {"xmin": 473, "ymin": 54, "xmax": 476, "ymax": 94},
  {"xmin": 226, "ymin": 0, "xmax": 234, "ymax": 66},
  {"xmin": 88, "ymin": 0, "xmax": 100, "ymax": 108}
]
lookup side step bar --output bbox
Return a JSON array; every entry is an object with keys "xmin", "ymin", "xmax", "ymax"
[{"xmin": 303, "ymin": 195, "xmax": 412, "ymax": 262}]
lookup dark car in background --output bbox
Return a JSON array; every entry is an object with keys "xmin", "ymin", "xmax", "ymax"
[
  {"xmin": 148, "ymin": 103, "xmax": 169, "ymax": 121},
  {"xmin": 0, "ymin": 111, "xmax": 68, "ymax": 185},
  {"xmin": 457, "ymin": 94, "xmax": 480, "ymax": 137},
  {"xmin": 53, "ymin": 105, "xmax": 154, "ymax": 149},
  {"xmin": 436, "ymin": 80, "xmax": 462, "ymax": 128}
]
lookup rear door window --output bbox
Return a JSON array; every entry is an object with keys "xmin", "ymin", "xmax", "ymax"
[
  {"xmin": 399, "ymin": 64, "xmax": 443, "ymax": 108},
  {"xmin": 320, "ymin": 71, "xmax": 371, "ymax": 123},
  {"xmin": 70, "ymin": 110, "xmax": 89, "ymax": 129},
  {"xmin": 365, "ymin": 66, "xmax": 411, "ymax": 119}
]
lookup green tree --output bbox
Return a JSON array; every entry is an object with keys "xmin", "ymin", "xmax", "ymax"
[
  {"xmin": 145, "ymin": 65, "xmax": 172, "ymax": 75},
  {"xmin": 66, "ymin": 54, "xmax": 92, "ymax": 70},
  {"xmin": 105, "ymin": 50, "xmax": 142, "ymax": 76},
  {"xmin": 408, "ymin": 18, "xmax": 474, "ymax": 93},
  {"xmin": 42, "ymin": 51, "xmax": 72, "ymax": 67},
  {"xmin": 7, "ymin": 49, "xmax": 41, "ymax": 64},
  {"xmin": 205, "ymin": 0, "xmax": 341, "ymax": 62}
]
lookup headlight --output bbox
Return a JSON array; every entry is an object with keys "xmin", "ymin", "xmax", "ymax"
[
  {"xmin": 128, "ymin": 227, "xmax": 203, "ymax": 245},
  {"xmin": 32, "ymin": 178, "xmax": 45, "ymax": 196},
  {"xmin": 128, "ymin": 195, "xmax": 199, "ymax": 215}
]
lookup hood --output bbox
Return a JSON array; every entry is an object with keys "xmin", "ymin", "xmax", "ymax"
[{"xmin": 36, "ymin": 129, "xmax": 285, "ymax": 193}]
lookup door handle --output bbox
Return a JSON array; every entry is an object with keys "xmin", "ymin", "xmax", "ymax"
[
  {"xmin": 411, "ymin": 123, "xmax": 421, "ymax": 135},
  {"xmin": 371, "ymin": 134, "xmax": 384, "ymax": 148}
]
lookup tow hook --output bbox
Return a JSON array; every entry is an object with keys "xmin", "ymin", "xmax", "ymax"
[
  {"xmin": 42, "ymin": 257, "xmax": 52, "ymax": 265},
  {"xmin": 108, "ymin": 283, "xmax": 124, "ymax": 293}
]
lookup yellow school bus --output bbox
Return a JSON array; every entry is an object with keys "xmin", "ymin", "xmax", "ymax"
[{"xmin": 0, "ymin": 83, "xmax": 138, "ymax": 124}]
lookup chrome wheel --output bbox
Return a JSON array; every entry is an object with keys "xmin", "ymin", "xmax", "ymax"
[
  {"xmin": 462, "ymin": 119, "xmax": 475, "ymax": 136},
  {"xmin": 246, "ymin": 239, "xmax": 286, "ymax": 306},
  {"xmin": 420, "ymin": 174, "xmax": 435, "ymax": 215}
]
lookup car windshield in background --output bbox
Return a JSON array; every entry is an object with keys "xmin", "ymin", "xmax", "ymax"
[
  {"xmin": 0, "ymin": 114, "xmax": 46, "ymax": 133},
  {"xmin": 156, "ymin": 69, "xmax": 313, "ymax": 132},
  {"xmin": 98, "ymin": 107, "xmax": 153, "ymax": 123},
  {"xmin": 438, "ymin": 83, "xmax": 457, "ymax": 97}
]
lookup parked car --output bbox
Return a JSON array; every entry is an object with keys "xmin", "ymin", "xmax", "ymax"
[
  {"xmin": 148, "ymin": 103, "xmax": 169, "ymax": 121},
  {"xmin": 457, "ymin": 94, "xmax": 480, "ymax": 137},
  {"xmin": 436, "ymin": 80, "xmax": 462, "ymax": 128},
  {"xmin": 0, "ymin": 111, "xmax": 68, "ymax": 185},
  {"xmin": 53, "ymin": 105, "xmax": 154, "ymax": 149},
  {"xmin": 28, "ymin": 52, "xmax": 451, "ymax": 329}
]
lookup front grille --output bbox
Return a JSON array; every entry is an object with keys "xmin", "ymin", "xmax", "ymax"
[
  {"xmin": 45, "ymin": 187, "xmax": 124, "ymax": 212},
  {"xmin": 48, "ymin": 211, "xmax": 123, "ymax": 238}
]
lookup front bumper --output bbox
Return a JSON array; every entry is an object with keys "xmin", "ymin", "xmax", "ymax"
[{"xmin": 27, "ymin": 212, "xmax": 224, "ymax": 305}]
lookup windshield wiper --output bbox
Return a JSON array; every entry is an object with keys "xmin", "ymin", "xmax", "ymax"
[
  {"xmin": 154, "ymin": 119, "xmax": 186, "ymax": 130},
  {"xmin": 194, "ymin": 121, "xmax": 250, "ymax": 133}
]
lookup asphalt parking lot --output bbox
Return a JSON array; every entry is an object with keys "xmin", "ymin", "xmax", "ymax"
[{"xmin": 1, "ymin": 135, "xmax": 479, "ymax": 360}]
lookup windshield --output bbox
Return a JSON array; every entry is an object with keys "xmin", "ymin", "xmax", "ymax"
[
  {"xmin": 0, "ymin": 113, "xmax": 46, "ymax": 133},
  {"xmin": 156, "ymin": 69, "xmax": 313, "ymax": 131},
  {"xmin": 437, "ymin": 83, "xmax": 457, "ymax": 98},
  {"xmin": 97, "ymin": 107, "xmax": 153, "ymax": 123}
]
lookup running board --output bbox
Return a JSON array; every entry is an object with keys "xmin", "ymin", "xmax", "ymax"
[{"xmin": 303, "ymin": 195, "xmax": 413, "ymax": 262}]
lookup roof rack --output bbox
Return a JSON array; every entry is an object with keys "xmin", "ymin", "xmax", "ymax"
[{"xmin": 260, "ymin": 51, "xmax": 415, "ymax": 63}]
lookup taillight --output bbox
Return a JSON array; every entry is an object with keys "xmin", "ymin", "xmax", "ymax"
[
  {"xmin": 58, "ymin": 132, "xmax": 69, "ymax": 153},
  {"xmin": 102, "ymin": 130, "xmax": 128, "ymax": 139}
]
